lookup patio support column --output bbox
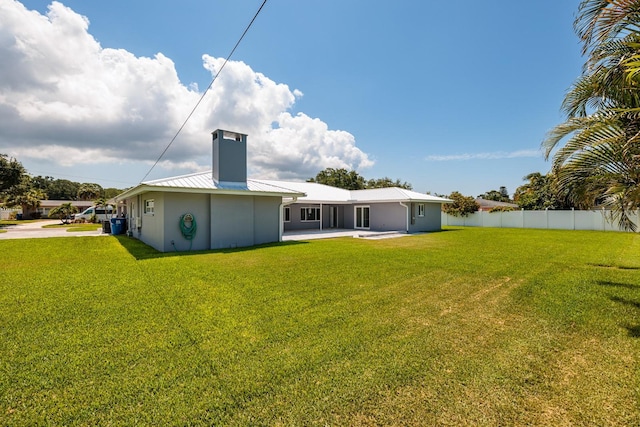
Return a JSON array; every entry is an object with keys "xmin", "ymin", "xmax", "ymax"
[{"xmin": 320, "ymin": 203, "xmax": 323, "ymax": 230}]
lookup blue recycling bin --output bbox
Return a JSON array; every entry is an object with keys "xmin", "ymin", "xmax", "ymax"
[{"xmin": 110, "ymin": 217, "xmax": 125, "ymax": 235}]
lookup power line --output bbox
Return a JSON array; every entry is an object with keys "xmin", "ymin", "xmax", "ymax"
[{"xmin": 140, "ymin": 0, "xmax": 269, "ymax": 183}]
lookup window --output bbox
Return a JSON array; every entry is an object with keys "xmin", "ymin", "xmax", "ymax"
[
  {"xmin": 418, "ymin": 203, "xmax": 425, "ymax": 217},
  {"xmin": 284, "ymin": 207, "xmax": 290, "ymax": 222},
  {"xmin": 144, "ymin": 199, "xmax": 155, "ymax": 215},
  {"xmin": 300, "ymin": 207, "xmax": 320, "ymax": 221}
]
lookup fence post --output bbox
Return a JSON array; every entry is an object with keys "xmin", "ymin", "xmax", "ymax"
[
  {"xmin": 545, "ymin": 208, "xmax": 549, "ymax": 229},
  {"xmin": 571, "ymin": 207, "xmax": 575, "ymax": 230}
]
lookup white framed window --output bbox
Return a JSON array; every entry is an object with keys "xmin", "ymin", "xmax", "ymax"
[
  {"xmin": 418, "ymin": 203, "xmax": 425, "ymax": 217},
  {"xmin": 144, "ymin": 199, "xmax": 155, "ymax": 215},
  {"xmin": 284, "ymin": 206, "xmax": 290, "ymax": 222},
  {"xmin": 300, "ymin": 207, "xmax": 320, "ymax": 222}
]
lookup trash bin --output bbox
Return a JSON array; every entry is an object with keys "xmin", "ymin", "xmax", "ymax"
[
  {"xmin": 102, "ymin": 220, "xmax": 111, "ymax": 234},
  {"xmin": 110, "ymin": 217, "xmax": 125, "ymax": 235},
  {"xmin": 16, "ymin": 213, "xmax": 23, "ymax": 220}
]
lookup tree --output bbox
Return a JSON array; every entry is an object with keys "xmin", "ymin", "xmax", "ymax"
[
  {"xmin": 3, "ymin": 176, "xmax": 45, "ymax": 219},
  {"xmin": 308, "ymin": 168, "xmax": 366, "ymax": 190},
  {"xmin": 441, "ymin": 192, "xmax": 479, "ymax": 217},
  {"xmin": 513, "ymin": 172, "xmax": 570, "ymax": 210},
  {"xmin": 478, "ymin": 186, "xmax": 511, "ymax": 202},
  {"xmin": 543, "ymin": 0, "xmax": 640, "ymax": 230},
  {"xmin": 0, "ymin": 154, "xmax": 25, "ymax": 194},
  {"xmin": 77, "ymin": 183, "xmax": 103, "ymax": 201},
  {"xmin": 49, "ymin": 202, "xmax": 78, "ymax": 224},
  {"xmin": 366, "ymin": 177, "xmax": 412, "ymax": 190}
]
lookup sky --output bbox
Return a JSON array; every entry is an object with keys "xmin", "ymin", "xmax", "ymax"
[{"xmin": 0, "ymin": 0, "xmax": 585, "ymax": 196}]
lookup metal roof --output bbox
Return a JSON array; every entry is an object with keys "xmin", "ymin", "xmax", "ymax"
[
  {"xmin": 254, "ymin": 180, "xmax": 352, "ymax": 203},
  {"xmin": 116, "ymin": 172, "xmax": 451, "ymax": 204},
  {"xmin": 255, "ymin": 180, "xmax": 451, "ymax": 204}
]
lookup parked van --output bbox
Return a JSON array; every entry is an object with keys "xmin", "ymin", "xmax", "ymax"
[{"xmin": 73, "ymin": 206, "xmax": 114, "ymax": 222}]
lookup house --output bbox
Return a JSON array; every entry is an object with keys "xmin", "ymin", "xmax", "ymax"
[
  {"xmin": 114, "ymin": 130, "xmax": 304, "ymax": 252},
  {"xmin": 37, "ymin": 200, "xmax": 94, "ymax": 218},
  {"xmin": 115, "ymin": 129, "xmax": 451, "ymax": 252},
  {"xmin": 257, "ymin": 180, "xmax": 450, "ymax": 233},
  {"xmin": 475, "ymin": 198, "xmax": 519, "ymax": 212}
]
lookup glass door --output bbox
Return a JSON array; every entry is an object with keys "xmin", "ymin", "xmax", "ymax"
[{"xmin": 355, "ymin": 206, "xmax": 370, "ymax": 229}]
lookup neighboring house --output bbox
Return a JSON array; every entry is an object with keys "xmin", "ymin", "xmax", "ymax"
[
  {"xmin": 475, "ymin": 198, "xmax": 519, "ymax": 212},
  {"xmin": 115, "ymin": 129, "xmax": 451, "ymax": 252},
  {"xmin": 37, "ymin": 200, "xmax": 93, "ymax": 218},
  {"xmin": 258, "ymin": 180, "xmax": 450, "ymax": 233}
]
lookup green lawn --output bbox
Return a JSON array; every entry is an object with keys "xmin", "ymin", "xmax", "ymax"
[
  {"xmin": 1, "ymin": 228, "xmax": 638, "ymax": 425},
  {"xmin": 42, "ymin": 223, "xmax": 102, "ymax": 232}
]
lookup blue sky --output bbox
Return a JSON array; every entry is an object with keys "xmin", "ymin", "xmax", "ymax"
[{"xmin": 1, "ymin": 0, "xmax": 583, "ymax": 196}]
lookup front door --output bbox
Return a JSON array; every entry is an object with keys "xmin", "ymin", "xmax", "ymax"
[{"xmin": 355, "ymin": 206, "xmax": 370, "ymax": 229}]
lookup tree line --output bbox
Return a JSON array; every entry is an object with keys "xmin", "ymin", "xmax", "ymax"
[{"xmin": 1, "ymin": 154, "xmax": 123, "ymax": 216}]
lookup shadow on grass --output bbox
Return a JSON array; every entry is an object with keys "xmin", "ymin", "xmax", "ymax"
[
  {"xmin": 609, "ymin": 296, "xmax": 640, "ymax": 338},
  {"xmin": 113, "ymin": 235, "xmax": 306, "ymax": 261},
  {"xmin": 597, "ymin": 281, "xmax": 640, "ymax": 290},
  {"xmin": 588, "ymin": 263, "xmax": 640, "ymax": 270}
]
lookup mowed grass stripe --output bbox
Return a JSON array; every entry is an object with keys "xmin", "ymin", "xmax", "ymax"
[{"xmin": 0, "ymin": 228, "xmax": 638, "ymax": 425}]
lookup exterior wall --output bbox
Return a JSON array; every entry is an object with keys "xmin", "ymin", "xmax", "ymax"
[
  {"xmin": 442, "ymin": 209, "xmax": 640, "ymax": 232},
  {"xmin": 211, "ymin": 194, "xmax": 255, "ymax": 249},
  {"xmin": 253, "ymin": 196, "xmax": 281, "ymax": 245},
  {"xmin": 283, "ymin": 204, "xmax": 322, "ymax": 231},
  {"xmin": 367, "ymin": 203, "xmax": 407, "ymax": 231},
  {"xmin": 125, "ymin": 192, "xmax": 282, "ymax": 252},
  {"xmin": 409, "ymin": 202, "xmax": 442, "ymax": 232},
  {"xmin": 163, "ymin": 193, "xmax": 211, "ymax": 252},
  {"xmin": 135, "ymin": 191, "xmax": 165, "ymax": 251}
]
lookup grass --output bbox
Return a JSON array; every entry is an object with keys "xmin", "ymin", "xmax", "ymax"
[
  {"xmin": 0, "ymin": 228, "xmax": 639, "ymax": 425},
  {"xmin": 42, "ymin": 223, "xmax": 102, "ymax": 232}
]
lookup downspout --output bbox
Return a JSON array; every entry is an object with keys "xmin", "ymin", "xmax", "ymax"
[
  {"xmin": 279, "ymin": 197, "xmax": 298, "ymax": 242},
  {"xmin": 399, "ymin": 202, "xmax": 409, "ymax": 233}
]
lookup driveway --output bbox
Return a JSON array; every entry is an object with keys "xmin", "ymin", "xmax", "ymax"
[{"xmin": 0, "ymin": 220, "xmax": 107, "ymax": 240}]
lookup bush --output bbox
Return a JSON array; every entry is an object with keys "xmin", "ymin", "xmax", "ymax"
[
  {"xmin": 489, "ymin": 206, "xmax": 516, "ymax": 213},
  {"xmin": 442, "ymin": 192, "xmax": 479, "ymax": 217}
]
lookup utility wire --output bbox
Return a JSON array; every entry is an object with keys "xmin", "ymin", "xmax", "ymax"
[{"xmin": 140, "ymin": 0, "xmax": 269, "ymax": 183}]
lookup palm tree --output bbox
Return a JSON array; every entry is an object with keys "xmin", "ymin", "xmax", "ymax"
[
  {"xmin": 49, "ymin": 202, "xmax": 78, "ymax": 224},
  {"xmin": 543, "ymin": 0, "xmax": 640, "ymax": 230}
]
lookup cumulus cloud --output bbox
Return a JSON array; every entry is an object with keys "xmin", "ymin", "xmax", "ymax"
[
  {"xmin": 0, "ymin": 0, "xmax": 372, "ymax": 180},
  {"xmin": 425, "ymin": 149, "xmax": 541, "ymax": 162}
]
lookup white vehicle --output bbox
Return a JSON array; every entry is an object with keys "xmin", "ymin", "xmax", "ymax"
[{"xmin": 74, "ymin": 206, "xmax": 115, "ymax": 222}]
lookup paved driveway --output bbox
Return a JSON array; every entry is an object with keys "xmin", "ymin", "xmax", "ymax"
[{"xmin": 0, "ymin": 220, "xmax": 107, "ymax": 240}]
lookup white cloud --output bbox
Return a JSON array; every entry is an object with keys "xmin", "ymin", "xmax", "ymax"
[
  {"xmin": 0, "ymin": 0, "xmax": 372, "ymax": 181},
  {"xmin": 425, "ymin": 149, "xmax": 541, "ymax": 162}
]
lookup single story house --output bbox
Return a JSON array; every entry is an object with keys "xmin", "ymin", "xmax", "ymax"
[
  {"xmin": 475, "ymin": 198, "xmax": 519, "ymax": 212},
  {"xmin": 38, "ymin": 200, "xmax": 94, "ymax": 218},
  {"xmin": 257, "ymin": 180, "xmax": 450, "ymax": 233},
  {"xmin": 115, "ymin": 129, "xmax": 450, "ymax": 252}
]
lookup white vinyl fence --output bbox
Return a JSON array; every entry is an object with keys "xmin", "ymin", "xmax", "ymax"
[
  {"xmin": 442, "ymin": 209, "xmax": 640, "ymax": 232},
  {"xmin": 0, "ymin": 207, "xmax": 21, "ymax": 220}
]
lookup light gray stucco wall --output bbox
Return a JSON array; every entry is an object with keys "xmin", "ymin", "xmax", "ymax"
[
  {"xmin": 253, "ymin": 196, "xmax": 281, "ymax": 245},
  {"xmin": 367, "ymin": 203, "xmax": 407, "ymax": 231},
  {"xmin": 137, "ymin": 191, "xmax": 164, "ymax": 252},
  {"xmin": 211, "ymin": 194, "xmax": 255, "ymax": 249},
  {"xmin": 283, "ymin": 204, "xmax": 321, "ymax": 231},
  {"xmin": 163, "ymin": 193, "xmax": 211, "ymax": 252},
  {"xmin": 409, "ymin": 202, "xmax": 442, "ymax": 232}
]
